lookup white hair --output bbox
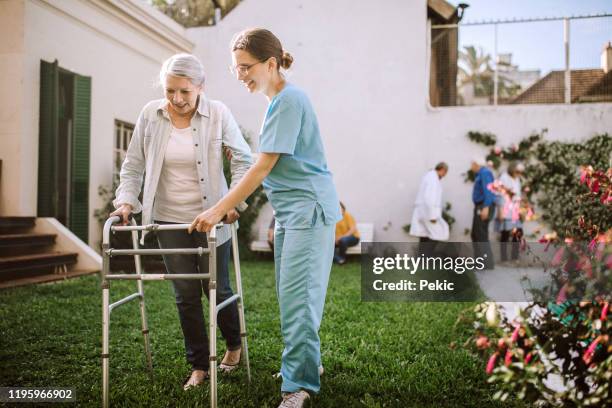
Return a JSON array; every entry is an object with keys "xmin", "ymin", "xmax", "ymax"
[
  {"xmin": 159, "ymin": 53, "xmax": 205, "ymax": 88},
  {"xmin": 471, "ymin": 156, "xmax": 487, "ymax": 166}
]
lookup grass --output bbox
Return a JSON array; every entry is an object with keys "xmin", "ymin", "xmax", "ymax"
[{"xmin": 0, "ymin": 260, "xmax": 525, "ymax": 407}]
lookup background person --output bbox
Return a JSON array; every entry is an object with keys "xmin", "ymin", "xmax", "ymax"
[
  {"xmin": 495, "ymin": 162, "xmax": 525, "ymax": 264},
  {"xmin": 409, "ymin": 162, "xmax": 449, "ymax": 256},
  {"xmin": 470, "ymin": 157, "xmax": 496, "ymax": 269},
  {"xmin": 334, "ymin": 202, "xmax": 360, "ymax": 264}
]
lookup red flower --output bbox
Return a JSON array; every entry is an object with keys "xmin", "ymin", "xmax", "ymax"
[
  {"xmin": 582, "ymin": 337, "xmax": 600, "ymax": 365},
  {"xmin": 590, "ymin": 179, "xmax": 600, "ymax": 193},
  {"xmin": 510, "ymin": 325, "xmax": 521, "ymax": 343},
  {"xmin": 524, "ymin": 352, "xmax": 533, "ymax": 364},
  {"xmin": 476, "ymin": 336, "xmax": 490, "ymax": 349},
  {"xmin": 602, "ymin": 303, "xmax": 609, "ymax": 321},
  {"xmin": 486, "ymin": 352, "xmax": 499, "ymax": 374},
  {"xmin": 504, "ymin": 350, "xmax": 513, "ymax": 366},
  {"xmin": 556, "ymin": 284, "xmax": 568, "ymax": 304}
]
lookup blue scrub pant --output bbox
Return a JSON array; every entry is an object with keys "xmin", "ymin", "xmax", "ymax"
[{"xmin": 274, "ymin": 210, "xmax": 335, "ymax": 394}]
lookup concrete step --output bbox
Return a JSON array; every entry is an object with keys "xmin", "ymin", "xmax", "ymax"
[
  {"xmin": 0, "ymin": 252, "xmax": 78, "ymax": 281},
  {"xmin": 0, "ymin": 217, "xmax": 36, "ymax": 234},
  {"xmin": 0, "ymin": 268, "xmax": 98, "ymax": 289},
  {"xmin": 0, "ymin": 233, "xmax": 57, "ymax": 256}
]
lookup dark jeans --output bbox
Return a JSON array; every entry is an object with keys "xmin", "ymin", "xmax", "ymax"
[
  {"xmin": 334, "ymin": 235, "xmax": 360, "ymax": 263},
  {"xmin": 156, "ymin": 222, "xmax": 241, "ymax": 371},
  {"xmin": 500, "ymin": 228, "xmax": 523, "ymax": 262},
  {"xmin": 471, "ymin": 204, "xmax": 495, "ymax": 269}
]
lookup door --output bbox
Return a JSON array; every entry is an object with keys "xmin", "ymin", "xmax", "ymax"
[{"xmin": 37, "ymin": 60, "xmax": 91, "ymax": 243}]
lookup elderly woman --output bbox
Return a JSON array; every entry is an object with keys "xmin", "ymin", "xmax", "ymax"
[{"xmin": 111, "ymin": 53, "xmax": 253, "ymax": 390}]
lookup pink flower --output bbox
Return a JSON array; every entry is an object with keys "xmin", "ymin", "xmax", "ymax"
[
  {"xmin": 580, "ymin": 169, "xmax": 588, "ymax": 184},
  {"xmin": 493, "ymin": 146, "xmax": 502, "ymax": 155},
  {"xmin": 582, "ymin": 337, "xmax": 600, "ymax": 365},
  {"xmin": 510, "ymin": 325, "xmax": 521, "ymax": 343},
  {"xmin": 524, "ymin": 352, "xmax": 533, "ymax": 364},
  {"xmin": 602, "ymin": 303, "xmax": 609, "ymax": 321},
  {"xmin": 504, "ymin": 350, "xmax": 513, "ymax": 366},
  {"xmin": 476, "ymin": 336, "xmax": 490, "ymax": 349},
  {"xmin": 579, "ymin": 165, "xmax": 593, "ymax": 185},
  {"xmin": 551, "ymin": 248, "xmax": 565, "ymax": 267},
  {"xmin": 556, "ymin": 284, "xmax": 568, "ymax": 304},
  {"xmin": 511, "ymin": 144, "xmax": 518, "ymax": 152},
  {"xmin": 486, "ymin": 352, "xmax": 499, "ymax": 374}
]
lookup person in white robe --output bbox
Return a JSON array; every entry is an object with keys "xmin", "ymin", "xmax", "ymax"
[{"xmin": 410, "ymin": 162, "xmax": 449, "ymax": 255}]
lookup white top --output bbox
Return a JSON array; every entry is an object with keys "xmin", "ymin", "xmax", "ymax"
[
  {"xmin": 499, "ymin": 172, "xmax": 521, "ymax": 199},
  {"xmin": 409, "ymin": 169, "xmax": 449, "ymax": 241},
  {"xmin": 153, "ymin": 126, "xmax": 203, "ymax": 223}
]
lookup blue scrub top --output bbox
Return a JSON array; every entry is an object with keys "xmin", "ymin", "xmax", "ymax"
[{"xmin": 258, "ymin": 83, "xmax": 341, "ymax": 229}]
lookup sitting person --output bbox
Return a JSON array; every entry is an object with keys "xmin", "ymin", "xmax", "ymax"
[{"xmin": 334, "ymin": 202, "xmax": 360, "ymax": 264}]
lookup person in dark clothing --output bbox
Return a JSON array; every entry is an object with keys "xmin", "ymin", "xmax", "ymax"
[{"xmin": 470, "ymin": 158, "xmax": 495, "ymax": 269}]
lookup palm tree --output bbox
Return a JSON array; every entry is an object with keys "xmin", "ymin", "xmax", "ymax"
[
  {"xmin": 458, "ymin": 45, "xmax": 494, "ymax": 98},
  {"xmin": 458, "ymin": 45, "xmax": 521, "ymax": 103}
]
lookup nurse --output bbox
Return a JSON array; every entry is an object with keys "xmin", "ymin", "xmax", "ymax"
[{"xmin": 189, "ymin": 28, "xmax": 341, "ymax": 408}]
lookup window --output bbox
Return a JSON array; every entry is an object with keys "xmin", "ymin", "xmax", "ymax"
[{"xmin": 113, "ymin": 120, "xmax": 134, "ymax": 177}]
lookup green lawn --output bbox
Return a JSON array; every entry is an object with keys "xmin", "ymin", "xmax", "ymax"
[{"xmin": 0, "ymin": 260, "xmax": 524, "ymax": 407}]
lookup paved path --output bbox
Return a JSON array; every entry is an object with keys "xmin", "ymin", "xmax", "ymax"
[{"xmin": 474, "ymin": 265, "xmax": 566, "ymax": 392}]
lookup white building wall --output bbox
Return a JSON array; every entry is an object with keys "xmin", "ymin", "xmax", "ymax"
[
  {"xmin": 2, "ymin": 0, "xmax": 610, "ymax": 248},
  {"xmin": 188, "ymin": 0, "xmax": 612, "ymax": 242},
  {"xmin": 0, "ymin": 0, "xmax": 193, "ymax": 245}
]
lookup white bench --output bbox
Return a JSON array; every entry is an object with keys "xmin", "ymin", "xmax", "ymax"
[{"xmin": 249, "ymin": 221, "xmax": 374, "ymax": 255}]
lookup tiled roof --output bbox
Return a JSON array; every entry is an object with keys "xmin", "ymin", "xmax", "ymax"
[{"xmin": 510, "ymin": 69, "xmax": 612, "ymax": 104}]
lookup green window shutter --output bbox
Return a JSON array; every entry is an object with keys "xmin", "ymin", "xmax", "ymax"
[
  {"xmin": 70, "ymin": 74, "xmax": 91, "ymax": 243},
  {"xmin": 37, "ymin": 60, "xmax": 59, "ymax": 216}
]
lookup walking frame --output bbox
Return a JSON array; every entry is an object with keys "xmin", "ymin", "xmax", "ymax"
[{"xmin": 101, "ymin": 216, "xmax": 251, "ymax": 408}]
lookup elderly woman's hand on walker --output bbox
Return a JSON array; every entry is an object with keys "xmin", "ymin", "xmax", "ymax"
[{"xmin": 110, "ymin": 203, "xmax": 133, "ymax": 225}]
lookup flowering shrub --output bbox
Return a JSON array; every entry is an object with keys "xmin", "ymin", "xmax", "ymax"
[
  {"xmin": 459, "ymin": 163, "xmax": 611, "ymax": 406},
  {"xmin": 461, "ymin": 301, "xmax": 610, "ymax": 406}
]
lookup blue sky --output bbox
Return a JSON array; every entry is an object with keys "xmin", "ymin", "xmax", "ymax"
[{"xmin": 446, "ymin": 0, "xmax": 612, "ymax": 73}]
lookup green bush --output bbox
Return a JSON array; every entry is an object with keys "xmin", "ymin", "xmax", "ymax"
[{"xmin": 465, "ymin": 131, "xmax": 612, "ymax": 240}]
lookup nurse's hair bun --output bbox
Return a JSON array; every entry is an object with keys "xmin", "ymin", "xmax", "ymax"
[{"xmin": 280, "ymin": 51, "xmax": 294, "ymax": 69}]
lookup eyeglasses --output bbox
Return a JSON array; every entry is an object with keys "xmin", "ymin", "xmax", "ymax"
[{"xmin": 229, "ymin": 60, "xmax": 263, "ymax": 76}]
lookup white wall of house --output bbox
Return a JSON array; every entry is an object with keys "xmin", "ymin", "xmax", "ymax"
[
  {"xmin": 0, "ymin": 0, "xmax": 193, "ymax": 245},
  {"xmin": 2, "ymin": 0, "xmax": 610, "ymax": 248},
  {"xmin": 189, "ymin": 0, "xmax": 612, "ymax": 242}
]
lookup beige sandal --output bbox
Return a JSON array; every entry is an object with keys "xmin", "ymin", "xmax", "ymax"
[
  {"xmin": 219, "ymin": 348, "xmax": 241, "ymax": 373},
  {"xmin": 183, "ymin": 370, "xmax": 208, "ymax": 391}
]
